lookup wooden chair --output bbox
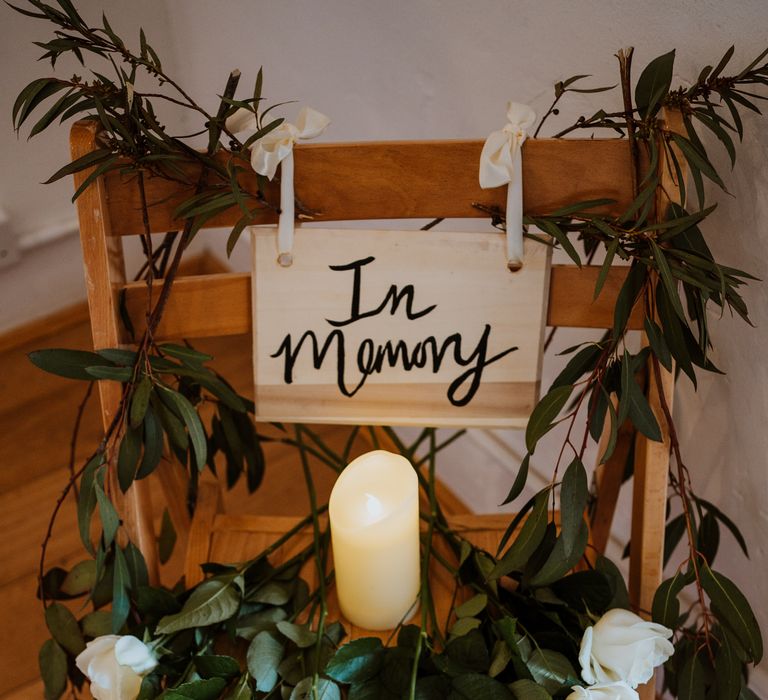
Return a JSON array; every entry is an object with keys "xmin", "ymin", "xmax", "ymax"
[{"xmin": 71, "ymin": 119, "xmax": 681, "ymax": 699}]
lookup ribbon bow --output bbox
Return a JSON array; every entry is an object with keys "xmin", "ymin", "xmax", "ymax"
[
  {"xmin": 227, "ymin": 106, "xmax": 330, "ymax": 265},
  {"xmin": 479, "ymin": 102, "xmax": 536, "ymax": 270}
]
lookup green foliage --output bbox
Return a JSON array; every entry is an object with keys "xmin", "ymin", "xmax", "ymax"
[{"xmin": 12, "ymin": 3, "xmax": 768, "ymax": 697}]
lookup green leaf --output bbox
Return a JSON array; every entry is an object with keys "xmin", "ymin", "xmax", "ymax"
[
  {"xmin": 290, "ymin": 678, "xmax": 341, "ymax": 700},
  {"xmin": 491, "ymin": 490, "xmax": 549, "ymax": 578},
  {"xmin": 509, "ymin": 679, "xmax": 552, "ymax": 699},
  {"xmin": 70, "ymin": 156, "xmax": 119, "ymax": 202},
  {"xmin": 656, "ymin": 282, "xmax": 695, "ymax": 385},
  {"xmin": 117, "ymin": 425, "xmax": 142, "ymax": 493},
  {"xmin": 599, "ymin": 391, "xmax": 618, "ymax": 464},
  {"xmin": 136, "ymin": 405, "xmax": 163, "ymax": 479},
  {"xmin": 77, "ymin": 455, "xmax": 101, "ymax": 555},
  {"xmin": 635, "ymin": 49, "xmax": 675, "ymax": 119},
  {"xmin": 698, "ymin": 511, "xmax": 720, "ymax": 565},
  {"xmin": 156, "ymin": 577, "xmax": 241, "ymax": 633},
  {"xmin": 326, "ymin": 637, "xmax": 384, "ymax": 684},
  {"xmin": 696, "ymin": 498, "xmax": 749, "ymax": 558},
  {"xmin": 112, "ymin": 545, "xmax": 131, "ymax": 632},
  {"xmin": 85, "ymin": 365, "xmax": 133, "ymax": 381},
  {"xmin": 525, "ymin": 384, "xmax": 573, "ymax": 453},
  {"xmin": 671, "ymin": 132, "xmax": 726, "ymax": 189},
  {"xmin": 550, "ymin": 344, "xmax": 601, "ymax": 390},
  {"xmin": 39, "ymin": 639, "xmax": 67, "ymax": 700},
  {"xmin": 81, "ymin": 610, "xmax": 112, "ymax": 638},
  {"xmin": 194, "ymin": 655, "xmax": 241, "ymax": 679},
  {"xmin": 29, "ymin": 348, "xmax": 107, "ymax": 380},
  {"xmin": 701, "ymin": 563, "xmax": 763, "ymax": 663},
  {"xmin": 236, "ymin": 606, "xmax": 287, "ymax": 641},
  {"xmin": 644, "ymin": 317, "xmax": 672, "ymax": 371},
  {"xmin": 450, "ymin": 617, "xmax": 482, "ymax": 638},
  {"xmin": 525, "ymin": 649, "xmax": 576, "ymax": 695},
  {"xmin": 618, "ymin": 351, "xmax": 662, "ymax": 441},
  {"xmin": 549, "ymin": 198, "xmax": 616, "ymax": 216},
  {"xmin": 444, "ymin": 629, "xmax": 490, "ymax": 674},
  {"xmin": 663, "ymin": 514, "xmax": 687, "ymax": 567},
  {"xmin": 276, "ymin": 620, "xmax": 317, "ymax": 648},
  {"xmin": 537, "ymin": 219, "xmax": 581, "ymax": 266},
  {"xmin": 455, "ymin": 594, "xmax": 487, "ymax": 619},
  {"xmin": 594, "ymin": 237, "xmax": 619, "ymax": 300},
  {"xmin": 130, "ymin": 375, "xmax": 152, "ymax": 428},
  {"xmin": 500, "ymin": 454, "xmax": 530, "ymax": 506},
  {"xmin": 60, "ymin": 559, "xmax": 97, "ymax": 596},
  {"xmin": 45, "ymin": 603, "xmax": 85, "ymax": 655},
  {"xmin": 158, "ymin": 509, "xmax": 177, "ymax": 565},
  {"xmin": 95, "ymin": 479, "xmax": 120, "ymax": 547},
  {"xmin": 164, "ymin": 678, "xmax": 227, "ymax": 700},
  {"xmin": 43, "ymin": 147, "xmax": 115, "ymax": 184},
  {"xmin": 14, "ymin": 77, "xmax": 69, "ymax": 130},
  {"xmin": 488, "ymin": 639, "xmax": 512, "ymax": 678},
  {"xmin": 158, "ymin": 386, "xmax": 207, "ymax": 471},
  {"xmin": 28, "ymin": 88, "xmax": 79, "ymax": 138},
  {"xmin": 247, "ymin": 630, "xmax": 284, "ymax": 692},
  {"xmin": 159, "ymin": 343, "xmax": 213, "ymax": 367},
  {"xmin": 124, "ymin": 542, "xmax": 148, "ymax": 591},
  {"xmin": 652, "ymin": 570, "xmax": 688, "ymax": 628},
  {"xmin": 716, "ymin": 635, "xmax": 743, "ymax": 700},
  {"xmin": 551, "ymin": 569, "xmax": 614, "ymax": 613},
  {"xmin": 650, "ymin": 240, "xmax": 685, "ymax": 319},
  {"xmin": 619, "ymin": 177, "xmax": 658, "ymax": 224},
  {"xmin": 559, "ymin": 458, "xmax": 588, "ymax": 558},
  {"xmin": 527, "ymin": 518, "xmax": 588, "ymax": 587},
  {"xmin": 613, "ymin": 262, "xmax": 646, "ymax": 337},
  {"xmin": 250, "ymin": 580, "xmax": 292, "ymax": 605},
  {"xmin": 677, "ymin": 651, "xmax": 706, "ymax": 700},
  {"xmin": 451, "ymin": 674, "xmax": 513, "ymax": 699}
]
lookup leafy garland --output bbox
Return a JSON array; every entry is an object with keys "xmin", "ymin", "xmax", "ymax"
[{"xmin": 10, "ymin": 1, "xmax": 768, "ymax": 698}]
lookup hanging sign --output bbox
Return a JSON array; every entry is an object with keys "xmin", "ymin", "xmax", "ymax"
[{"xmin": 251, "ymin": 227, "xmax": 550, "ymax": 427}]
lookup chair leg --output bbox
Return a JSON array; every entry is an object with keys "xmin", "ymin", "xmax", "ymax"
[
  {"xmin": 630, "ymin": 359, "xmax": 674, "ymax": 700},
  {"xmin": 590, "ymin": 417, "xmax": 636, "ymax": 557}
]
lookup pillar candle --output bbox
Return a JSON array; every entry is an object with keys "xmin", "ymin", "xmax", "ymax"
[{"xmin": 329, "ymin": 450, "xmax": 420, "ymax": 630}]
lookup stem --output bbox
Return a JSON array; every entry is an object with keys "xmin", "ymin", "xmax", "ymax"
[
  {"xmin": 617, "ymin": 48, "xmax": 639, "ymax": 198},
  {"xmin": 294, "ymin": 426, "xmax": 327, "ymax": 700},
  {"xmin": 409, "ymin": 431, "xmax": 439, "ymax": 699},
  {"xmin": 649, "ymin": 350, "xmax": 714, "ymax": 663},
  {"xmin": 67, "ymin": 382, "xmax": 95, "ymax": 501}
]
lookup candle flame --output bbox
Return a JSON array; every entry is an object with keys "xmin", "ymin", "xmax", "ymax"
[{"xmin": 364, "ymin": 492, "xmax": 385, "ymax": 523}]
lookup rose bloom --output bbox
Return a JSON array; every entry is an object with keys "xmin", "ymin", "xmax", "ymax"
[
  {"xmin": 567, "ymin": 681, "xmax": 640, "ymax": 700},
  {"xmin": 579, "ymin": 609, "xmax": 674, "ymax": 688},
  {"xmin": 75, "ymin": 635, "xmax": 158, "ymax": 700}
]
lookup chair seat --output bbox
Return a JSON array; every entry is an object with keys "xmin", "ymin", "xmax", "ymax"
[{"xmin": 186, "ymin": 482, "xmax": 514, "ymax": 643}]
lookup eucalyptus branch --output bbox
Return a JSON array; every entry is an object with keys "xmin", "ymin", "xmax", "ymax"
[{"xmin": 616, "ymin": 47, "xmax": 639, "ymax": 197}]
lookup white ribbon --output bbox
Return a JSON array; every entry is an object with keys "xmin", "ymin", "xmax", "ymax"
[
  {"xmin": 479, "ymin": 101, "xmax": 536, "ymax": 270},
  {"xmin": 227, "ymin": 106, "xmax": 330, "ymax": 265}
]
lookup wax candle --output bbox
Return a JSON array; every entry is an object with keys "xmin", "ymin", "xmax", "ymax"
[{"xmin": 329, "ymin": 450, "xmax": 420, "ymax": 630}]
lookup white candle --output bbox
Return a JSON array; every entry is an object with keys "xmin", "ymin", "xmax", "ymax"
[{"xmin": 329, "ymin": 450, "xmax": 420, "ymax": 630}]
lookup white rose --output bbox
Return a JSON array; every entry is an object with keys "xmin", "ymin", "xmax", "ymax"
[
  {"xmin": 75, "ymin": 635, "xmax": 158, "ymax": 700},
  {"xmin": 579, "ymin": 609, "xmax": 674, "ymax": 688},
  {"xmin": 567, "ymin": 681, "xmax": 640, "ymax": 700}
]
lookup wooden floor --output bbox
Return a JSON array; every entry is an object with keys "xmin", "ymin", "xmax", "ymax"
[{"xmin": 0, "ymin": 257, "xmax": 352, "ymax": 697}]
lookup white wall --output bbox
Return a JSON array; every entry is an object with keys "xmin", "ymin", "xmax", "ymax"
[
  {"xmin": 3, "ymin": 0, "xmax": 768, "ymax": 691},
  {"xmin": 0, "ymin": 0, "xmax": 183, "ymax": 330}
]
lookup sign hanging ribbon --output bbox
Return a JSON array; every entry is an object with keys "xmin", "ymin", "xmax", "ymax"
[
  {"xmin": 479, "ymin": 102, "xmax": 536, "ymax": 270},
  {"xmin": 227, "ymin": 106, "xmax": 330, "ymax": 265}
]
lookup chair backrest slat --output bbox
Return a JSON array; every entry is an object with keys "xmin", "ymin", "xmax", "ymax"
[
  {"xmin": 103, "ymin": 139, "xmax": 637, "ymax": 237},
  {"xmin": 120, "ymin": 264, "xmax": 641, "ymax": 342}
]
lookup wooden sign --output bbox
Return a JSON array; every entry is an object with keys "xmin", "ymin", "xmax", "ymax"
[{"xmin": 251, "ymin": 228, "xmax": 551, "ymax": 427}]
